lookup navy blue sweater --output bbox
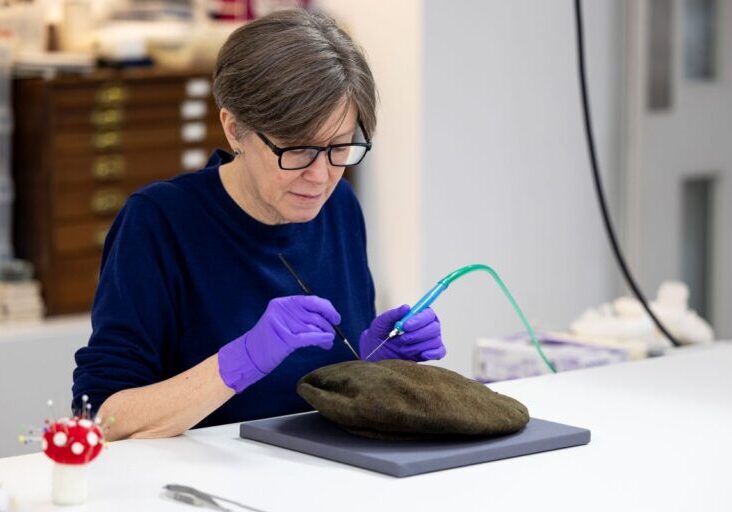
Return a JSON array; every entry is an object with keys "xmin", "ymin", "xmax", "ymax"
[{"xmin": 72, "ymin": 150, "xmax": 376, "ymax": 428}]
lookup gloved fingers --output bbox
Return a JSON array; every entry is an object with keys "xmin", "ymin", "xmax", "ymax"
[
  {"xmin": 402, "ymin": 308, "xmax": 437, "ymax": 332},
  {"xmin": 276, "ymin": 311, "xmax": 334, "ymax": 338},
  {"xmin": 398, "ymin": 319, "xmax": 441, "ymax": 345},
  {"xmin": 399, "ymin": 336, "xmax": 443, "ymax": 358},
  {"xmin": 298, "ymin": 311, "xmax": 337, "ymax": 334},
  {"xmin": 295, "ymin": 295, "xmax": 342, "ymax": 326},
  {"xmin": 359, "ymin": 328, "xmax": 398, "ymax": 360},
  {"xmin": 293, "ymin": 331, "xmax": 335, "ymax": 351},
  {"xmin": 420, "ymin": 344, "xmax": 447, "ymax": 361},
  {"xmin": 372, "ymin": 304, "xmax": 411, "ymax": 331}
]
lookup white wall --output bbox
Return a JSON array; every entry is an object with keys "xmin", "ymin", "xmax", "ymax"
[
  {"xmin": 316, "ymin": 0, "xmax": 424, "ymax": 309},
  {"xmin": 420, "ymin": 0, "xmax": 624, "ymax": 375},
  {"xmin": 0, "ymin": 316, "xmax": 89, "ymax": 458},
  {"xmin": 317, "ymin": 1, "xmax": 625, "ymax": 377},
  {"xmin": 625, "ymin": 0, "xmax": 732, "ymax": 338}
]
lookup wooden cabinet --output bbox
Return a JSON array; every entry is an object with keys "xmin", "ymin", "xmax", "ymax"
[{"xmin": 12, "ymin": 68, "xmax": 229, "ymax": 315}]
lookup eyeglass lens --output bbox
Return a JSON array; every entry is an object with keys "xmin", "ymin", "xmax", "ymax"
[{"xmin": 280, "ymin": 145, "xmax": 367, "ymax": 170}]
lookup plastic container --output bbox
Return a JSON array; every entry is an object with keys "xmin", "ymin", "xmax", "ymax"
[
  {"xmin": 0, "ymin": 2, "xmax": 45, "ymax": 56},
  {"xmin": 474, "ymin": 334, "xmax": 629, "ymax": 382}
]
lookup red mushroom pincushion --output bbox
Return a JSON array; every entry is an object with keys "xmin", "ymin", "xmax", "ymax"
[
  {"xmin": 44, "ymin": 414, "xmax": 106, "ymax": 505},
  {"xmin": 18, "ymin": 395, "xmax": 114, "ymax": 505},
  {"xmin": 42, "ymin": 417, "xmax": 104, "ymax": 465},
  {"xmin": 17, "ymin": 397, "xmax": 110, "ymax": 506}
]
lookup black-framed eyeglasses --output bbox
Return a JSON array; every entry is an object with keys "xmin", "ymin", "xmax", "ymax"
[{"xmin": 256, "ymin": 120, "xmax": 372, "ymax": 171}]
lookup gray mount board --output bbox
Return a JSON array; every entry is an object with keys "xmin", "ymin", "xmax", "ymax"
[{"xmin": 239, "ymin": 411, "xmax": 591, "ymax": 477}]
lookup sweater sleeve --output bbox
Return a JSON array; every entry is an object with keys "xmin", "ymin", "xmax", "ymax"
[{"xmin": 72, "ymin": 192, "xmax": 183, "ymax": 414}]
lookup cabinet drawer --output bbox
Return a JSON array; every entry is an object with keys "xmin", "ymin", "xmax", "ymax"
[
  {"xmin": 53, "ymin": 147, "xmax": 217, "ymax": 185},
  {"xmin": 45, "ymin": 255, "xmax": 101, "ymax": 314},
  {"xmin": 53, "ymin": 99, "xmax": 218, "ymax": 130},
  {"xmin": 54, "ymin": 183, "xmax": 143, "ymax": 221},
  {"xmin": 12, "ymin": 68, "xmax": 222, "ymax": 316},
  {"xmin": 53, "ymin": 121, "xmax": 226, "ymax": 155},
  {"xmin": 51, "ymin": 75, "xmax": 212, "ymax": 110},
  {"xmin": 53, "ymin": 219, "xmax": 111, "ymax": 256}
]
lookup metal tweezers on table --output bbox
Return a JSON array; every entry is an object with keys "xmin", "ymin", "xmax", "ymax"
[{"xmin": 163, "ymin": 484, "xmax": 267, "ymax": 512}]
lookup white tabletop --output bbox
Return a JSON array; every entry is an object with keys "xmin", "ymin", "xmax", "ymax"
[{"xmin": 1, "ymin": 343, "xmax": 731, "ymax": 512}]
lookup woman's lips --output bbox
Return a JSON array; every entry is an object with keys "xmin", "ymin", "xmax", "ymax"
[{"xmin": 290, "ymin": 191, "xmax": 324, "ymax": 202}]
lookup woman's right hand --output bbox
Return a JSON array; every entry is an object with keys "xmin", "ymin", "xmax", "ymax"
[{"xmin": 218, "ymin": 295, "xmax": 340, "ymax": 393}]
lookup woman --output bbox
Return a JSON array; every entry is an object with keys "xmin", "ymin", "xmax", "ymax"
[{"xmin": 72, "ymin": 9, "xmax": 445, "ymax": 441}]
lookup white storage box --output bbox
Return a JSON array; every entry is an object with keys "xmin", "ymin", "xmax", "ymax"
[{"xmin": 474, "ymin": 334, "xmax": 629, "ymax": 382}]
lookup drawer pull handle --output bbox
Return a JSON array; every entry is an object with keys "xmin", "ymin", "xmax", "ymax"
[
  {"xmin": 180, "ymin": 100, "xmax": 207, "ymax": 120},
  {"xmin": 96, "ymin": 84, "xmax": 127, "ymax": 105},
  {"xmin": 93, "ymin": 131, "xmax": 121, "ymax": 150},
  {"xmin": 186, "ymin": 78, "xmax": 210, "ymax": 98},
  {"xmin": 93, "ymin": 227, "xmax": 109, "ymax": 249},
  {"xmin": 92, "ymin": 156, "xmax": 126, "ymax": 181},
  {"xmin": 91, "ymin": 109, "xmax": 124, "ymax": 127},
  {"xmin": 91, "ymin": 190, "xmax": 125, "ymax": 214},
  {"xmin": 181, "ymin": 122, "xmax": 206, "ymax": 143},
  {"xmin": 181, "ymin": 148, "xmax": 207, "ymax": 170}
]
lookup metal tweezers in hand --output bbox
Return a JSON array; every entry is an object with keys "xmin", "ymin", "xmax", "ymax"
[{"xmin": 163, "ymin": 484, "xmax": 267, "ymax": 512}]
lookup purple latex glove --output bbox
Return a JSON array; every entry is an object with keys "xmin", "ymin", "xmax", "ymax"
[
  {"xmin": 218, "ymin": 295, "xmax": 340, "ymax": 393},
  {"xmin": 359, "ymin": 304, "xmax": 446, "ymax": 362}
]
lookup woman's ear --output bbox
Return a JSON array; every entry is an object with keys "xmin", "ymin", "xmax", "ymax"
[{"xmin": 219, "ymin": 108, "xmax": 241, "ymax": 150}]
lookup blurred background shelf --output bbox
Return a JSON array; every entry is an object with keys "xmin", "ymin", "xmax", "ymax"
[
  {"xmin": 0, "ymin": 312, "xmax": 90, "ymax": 345},
  {"xmin": 12, "ymin": 67, "xmax": 229, "ymax": 314}
]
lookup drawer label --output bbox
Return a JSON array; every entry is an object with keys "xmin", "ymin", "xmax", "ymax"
[
  {"xmin": 181, "ymin": 122, "xmax": 207, "ymax": 143},
  {"xmin": 181, "ymin": 149, "xmax": 207, "ymax": 170},
  {"xmin": 186, "ymin": 78, "xmax": 211, "ymax": 98},
  {"xmin": 180, "ymin": 100, "xmax": 208, "ymax": 120}
]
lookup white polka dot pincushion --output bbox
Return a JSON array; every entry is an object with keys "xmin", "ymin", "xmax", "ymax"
[
  {"xmin": 43, "ymin": 414, "xmax": 105, "ymax": 505},
  {"xmin": 18, "ymin": 397, "xmax": 107, "ymax": 506}
]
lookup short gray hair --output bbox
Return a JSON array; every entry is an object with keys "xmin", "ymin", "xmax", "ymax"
[{"xmin": 212, "ymin": 9, "xmax": 377, "ymax": 144}]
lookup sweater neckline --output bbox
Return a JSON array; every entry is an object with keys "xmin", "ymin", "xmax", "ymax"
[{"xmin": 203, "ymin": 149, "xmax": 300, "ymax": 241}]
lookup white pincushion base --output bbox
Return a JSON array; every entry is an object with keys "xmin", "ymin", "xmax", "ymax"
[{"xmin": 52, "ymin": 463, "xmax": 88, "ymax": 505}]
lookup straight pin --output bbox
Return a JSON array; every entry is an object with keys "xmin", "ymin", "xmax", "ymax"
[
  {"xmin": 46, "ymin": 400, "xmax": 58, "ymax": 433},
  {"xmin": 81, "ymin": 395, "xmax": 89, "ymax": 419}
]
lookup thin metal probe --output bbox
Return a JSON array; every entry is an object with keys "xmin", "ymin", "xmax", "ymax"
[
  {"xmin": 277, "ymin": 253, "xmax": 361, "ymax": 360},
  {"xmin": 364, "ymin": 332, "xmax": 398, "ymax": 361}
]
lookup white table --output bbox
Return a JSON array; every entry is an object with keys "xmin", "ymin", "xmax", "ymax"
[{"xmin": 1, "ymin": 343, "xmax": 731, "ymax": 512}]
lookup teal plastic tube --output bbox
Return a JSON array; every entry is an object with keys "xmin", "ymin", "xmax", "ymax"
[
  {"xmin": 393, "ymin": 281, "xmax": 448, "ymax": 333},
  {"xmin": 395, "ymin": 264, "xmax": 556, "ymax": 373}
]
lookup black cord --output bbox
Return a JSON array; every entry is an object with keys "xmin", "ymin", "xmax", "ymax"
[{"xmin": 573, "ymin": 0, "xmax": 681, "ymax": 347}]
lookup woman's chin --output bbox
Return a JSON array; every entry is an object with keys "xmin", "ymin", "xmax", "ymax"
[
  {"xmin": 280, "ymin": 205, "xmax": 322, "ymax": 223},
  {"xmin": 279, "ymin": 195, "xmax": 326, "ymax": 223}
]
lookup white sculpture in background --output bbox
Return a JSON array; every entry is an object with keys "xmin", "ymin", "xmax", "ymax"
[{"xmin": 570, "ymin": 281, "xmax": 714, "ymax": 348}]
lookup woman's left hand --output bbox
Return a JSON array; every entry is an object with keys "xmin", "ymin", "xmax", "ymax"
[{"xmin": 359, "ymin": 305, "xmax": 446, "ymax": 362}]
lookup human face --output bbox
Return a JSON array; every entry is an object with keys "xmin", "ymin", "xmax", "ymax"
[{"xmin": 236, "ymin": 102, "xmax": 360, "ymax": 224}]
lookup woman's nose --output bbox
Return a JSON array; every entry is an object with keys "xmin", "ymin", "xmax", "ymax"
[{"xmin": 301, "ymin": 151, "xmax": 330, "ymax": 183}]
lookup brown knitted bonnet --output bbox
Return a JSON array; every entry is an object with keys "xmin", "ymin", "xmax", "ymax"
[{"xmin": 297, "ymin": 359, "xmax": 530, "ymax": 440}]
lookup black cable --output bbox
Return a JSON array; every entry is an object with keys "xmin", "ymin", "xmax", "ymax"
[{"xmin": 573, "ymin": 0, "xmax": 681, "ymax": 347}]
